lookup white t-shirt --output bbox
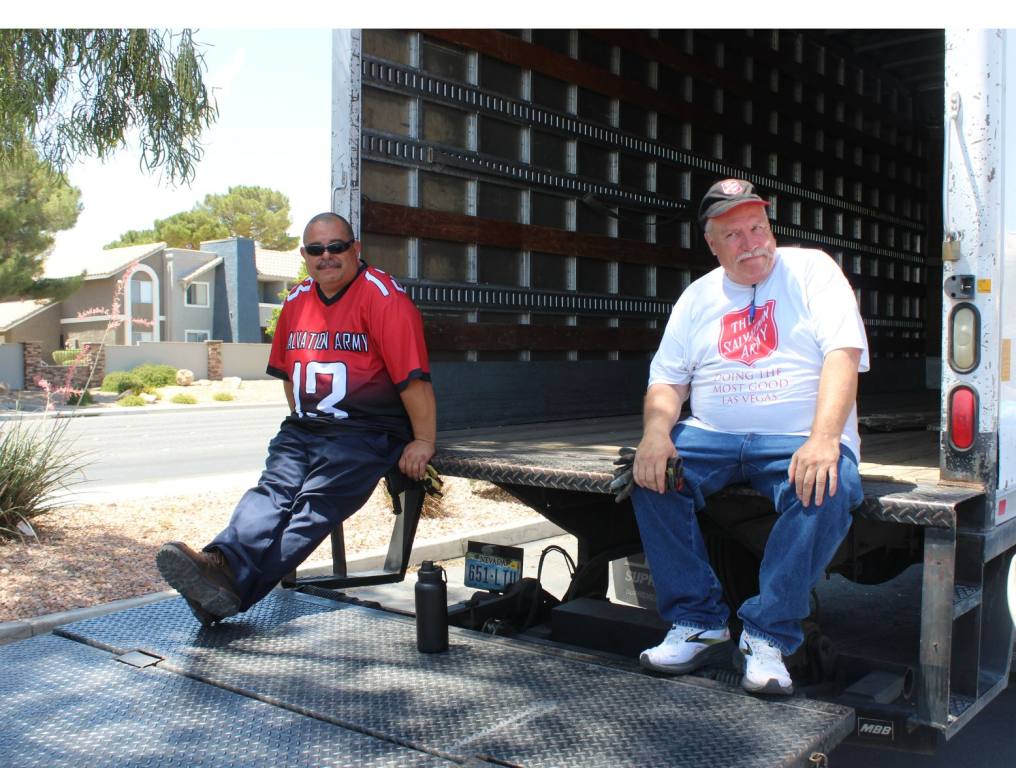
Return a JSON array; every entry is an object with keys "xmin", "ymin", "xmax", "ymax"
[{"xmin": 648, "ymin": 247, "xmax": 870, "ymax": 459}]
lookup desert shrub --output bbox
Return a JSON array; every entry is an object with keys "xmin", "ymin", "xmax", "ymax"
[
  {"xmin": 171, "ymin": 393, "xmax": 198, "ymax": 405},
  {"xmin": 212, "ymin": 392, "xmax": 234, "ymax": 402},
  {"xmin": 117, "ymin": 393, "xmax": 147, "ymax": 407},
  {"xmin": 131, "ymin": 363, "xmax": 177, "ymax": 388},
  {"xmin": 115, "ymin": 376, "xmax": 143, "ymax": 394},
  {"xmin": 66, "ymin": 390, "xmax": 94, "ymax": 406},
  {"xmin": 0, "ymin": 417, "xmax": 85, "ymax": 539},
  {"xmin": 101, "ymin": 371, "xmax": 141, "ymax": 393},
  {"xmin": 52, "ymin": 349, "xmax": 79, "ymax": 366}
]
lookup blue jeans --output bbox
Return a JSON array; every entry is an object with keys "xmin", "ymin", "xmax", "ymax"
[
  {"xmin": 631, "ymin": 423, "xmax": 861, "ymax": 654},
  {"xmin": 208, "ymin": 424, "xmax": 405, "ymax": 610}
]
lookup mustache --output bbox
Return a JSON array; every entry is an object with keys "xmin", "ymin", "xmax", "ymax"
[
  {"xmin": 316, "ymin": 260, "xmax": 343, "ymax": 269},
  {"xmin": 736, "ymin": 246, "xmax": 773, "ymax": 263}
]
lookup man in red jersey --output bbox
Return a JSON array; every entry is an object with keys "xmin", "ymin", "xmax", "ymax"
[{"xmin": 156, "ymin": 212, "xmax": 436, "ymax": 625}]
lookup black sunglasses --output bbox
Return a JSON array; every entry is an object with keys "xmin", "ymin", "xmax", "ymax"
[{"xmin": 304, "ymin": 239, "xmax": 354, "ymax": 256}]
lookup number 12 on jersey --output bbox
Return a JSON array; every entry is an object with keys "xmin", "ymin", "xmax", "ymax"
[{"xmin": 292, "ymin": 360, "xmax": 349, "ymax": 419}]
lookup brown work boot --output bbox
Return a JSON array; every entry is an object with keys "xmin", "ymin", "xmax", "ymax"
[{"xmin": 156, "ymin": 542, "xmax": 241, "ymax": 625}]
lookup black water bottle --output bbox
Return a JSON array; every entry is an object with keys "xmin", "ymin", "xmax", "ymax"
[{"xmin": 415, "ymin": 560, "xmax": 448, "ymax": 653}]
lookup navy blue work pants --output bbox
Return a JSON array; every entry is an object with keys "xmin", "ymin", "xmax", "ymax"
[{"xmin": 207, "ymin": 423, "xmax": 406, "ymax": 610}]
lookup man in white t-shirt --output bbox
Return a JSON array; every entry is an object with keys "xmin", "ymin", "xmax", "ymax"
[{"xmin": 631, "ymin": 179, "xmax": 868, "ymax": 696}]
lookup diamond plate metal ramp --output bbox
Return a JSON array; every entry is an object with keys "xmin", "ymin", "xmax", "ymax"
[
  {"xmin": 59, "ymin": 591, "xmax": 854, "ymax": 767},
  {"xmin": 0, "ymin": 633, "xmax": 450, "ymax": 767}
]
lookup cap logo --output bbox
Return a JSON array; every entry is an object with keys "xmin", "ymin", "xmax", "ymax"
[{"xmin": 720, "ymin": 180, "xmax": 745, "ymax": 195}]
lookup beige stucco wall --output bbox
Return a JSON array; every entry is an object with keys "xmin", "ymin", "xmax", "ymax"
[
  {"xmin": 2, "ymin": 304, "xmax": 63, "ymax": 360},
  {"xmin": 164, "ymin": 249, "xmax": 216, "ymax": 342}
]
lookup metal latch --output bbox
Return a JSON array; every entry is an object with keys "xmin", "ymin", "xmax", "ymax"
[
  {"xmin": 808, "ymin": 753, "xmax": 829, "ymax": 767},
  {"xmin": 116, "ymin": 649, "xmax": 163, "ymax": 668},
  {"xmin": 944, "ymin": 274, "xmax": 976, "ymax": 299}
]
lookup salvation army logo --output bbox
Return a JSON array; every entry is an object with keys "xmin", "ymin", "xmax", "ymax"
[{"xmin": 718, "ymin": 299, "xmax": 778, "ymax": 366}]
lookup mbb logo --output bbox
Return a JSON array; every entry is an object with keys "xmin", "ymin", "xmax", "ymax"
[{"xmin": 857, "ymin": 718, "xmax": 894, "ymax": 740}]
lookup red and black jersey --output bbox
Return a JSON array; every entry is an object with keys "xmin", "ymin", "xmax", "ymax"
[{"xmin": 268, "ymin": 261, "xmax": 430, "ymax": 440}]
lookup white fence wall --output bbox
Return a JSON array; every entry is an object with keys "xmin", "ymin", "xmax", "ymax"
[
  {"xmin": 0, "ymin": 343, "xmax": 24, "ymax": 390},
  {"xmin": 219, "ymin": 343, "xmax": 272, "ymax": 380},
  {"xmin": 105, "ymin": 341, "xmax": 272, "ymax": 380},
  {"xmin": 106, "ymin": 342, "xmax": 209, "ymax": 379}
]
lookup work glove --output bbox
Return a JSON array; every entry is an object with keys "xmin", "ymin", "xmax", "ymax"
[
  {"xmin": 421, "ymin": 463, "xmax": 444, "ymax": 497},
  {"xmin": 610, "ymin": 446, "xmax": 683, "ymax": 503}
]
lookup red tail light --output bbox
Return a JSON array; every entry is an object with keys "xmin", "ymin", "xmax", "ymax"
[{"xmin": 949, "ymin": 386, "xmax": 977, "ymax": 450}]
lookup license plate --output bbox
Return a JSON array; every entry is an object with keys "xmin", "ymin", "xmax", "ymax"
[{"xmin": 464, "ymin": 541, "xmax": 523, "ymax": 593}]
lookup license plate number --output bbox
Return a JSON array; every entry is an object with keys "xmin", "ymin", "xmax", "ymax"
[{"xmin": 464, "ymin": 541, "xmax": 523, "ymax": 593}]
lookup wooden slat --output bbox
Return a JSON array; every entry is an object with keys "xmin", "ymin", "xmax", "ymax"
[
  {"xmin": 426, "ymin": 29, "xmax": 700, "ymax": 121},
  {"xmin": 363, "ymin": 200, "xmax": 711, "ymax": 269},
  {"xmin": 424, "ymin": 320, "xmax": 662, "ymax": 352}
]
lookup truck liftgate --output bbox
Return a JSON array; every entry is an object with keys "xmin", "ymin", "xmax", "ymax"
[{"xmin": 2, "ymin": 590, "xmax": 853, "ymax": 768}]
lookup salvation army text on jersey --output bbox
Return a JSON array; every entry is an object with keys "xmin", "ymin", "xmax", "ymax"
[{"xmin": 286, "ymin": 330, "xmax": 370, "ymax": 353}]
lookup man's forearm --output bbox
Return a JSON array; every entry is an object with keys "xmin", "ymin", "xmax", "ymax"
[
  {"xmin": 399, "ymin": 379, "xmax": 437, "ymax": 444},
  {"xmin": 643, "ymin": 382, "xmax": 689, "ymax": 436},
  {"xmin": 810, "ymin": 348, "xmax": 861, "ymax": 440}
]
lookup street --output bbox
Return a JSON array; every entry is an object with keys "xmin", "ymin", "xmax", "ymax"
[{"xmin": 52, "ymin": 404, "xmax": 288, "ymax": 498}]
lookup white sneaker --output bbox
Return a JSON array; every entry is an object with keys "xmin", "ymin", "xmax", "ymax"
[
  {"xmin": 639, "ymin": 624, "xmax": 731, "ymax": 674},
  {"xmin": 738, "ymin": 631, "xmax": 794, "ymax": 695}
]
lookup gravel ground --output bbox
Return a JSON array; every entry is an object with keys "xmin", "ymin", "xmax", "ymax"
[{"xmin": 0, "ymin": 476, "xmax": 539, "ymax": 623}]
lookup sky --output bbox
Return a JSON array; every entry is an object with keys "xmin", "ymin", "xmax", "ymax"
[{"xmin": 50, "ymin": 28, "xmax": 333, "ymax": 260}]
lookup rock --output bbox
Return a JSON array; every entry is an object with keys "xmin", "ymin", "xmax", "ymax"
[
  {"xmin": 0, "ymin": 381, "xmax": 8, "ymax": 395},
  {"xmin": 141, "ymin": 392, "xmax": 158, "ymax": 404},
  {"xmin": 194, "ymin": 379, "xmax": 212, "ymax": 387},
  {"xmin": 221, "ymin": 376, "xmax": 242, "ymax": 390},
  {"xmin": 175, "ymin": 369, "xmax": 194, "ymax": 386}
]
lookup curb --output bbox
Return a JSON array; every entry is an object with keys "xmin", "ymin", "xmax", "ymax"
[
  {"xmin": 0, "ymin": 519, "xmax": 566, "ymax": 646},
  {"xmin": 0, "ymin": 590, "xmax": 177, "ymax": 645}
]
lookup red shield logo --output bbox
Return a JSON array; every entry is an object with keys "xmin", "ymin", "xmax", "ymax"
[{"xmin": 718, "ymin": 300, "xmax": 778, "ymax": 366}]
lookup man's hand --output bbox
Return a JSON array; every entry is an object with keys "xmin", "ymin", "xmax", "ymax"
[
  {"xmin": 399, "ymin": 439, "xmax": 434, "ymax": 481},
  {"xmin": 633, "ymin": 429, "xmax": 680, "ymax": 494},
  {"xmin": 612, "ymin": 446, "xmax": 682, "ymax": 502},
  {"xmin": 788, "ymin": 434, "xmax": 841, "ymax": 507}
]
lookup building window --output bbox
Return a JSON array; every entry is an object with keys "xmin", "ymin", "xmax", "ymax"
[
  {"xmin": 185, "ymin": 282, "xmax": 210, "ymax": 307},
  {"xmin": 130, "ymin": 279, "xmax": 153, "ymax": 305},
  {"xmin": 185, "ymin": 330, "xmax": 210, "ymax": 343}
]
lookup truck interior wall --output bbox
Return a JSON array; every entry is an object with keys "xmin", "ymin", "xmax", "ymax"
[{"xmin": 357, "ymin": 29, "xmax": 945, "ymax": 429}]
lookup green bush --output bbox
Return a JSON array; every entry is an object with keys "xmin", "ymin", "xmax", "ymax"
[
  {"xmin": 117, "ymin": 393, "xmax": 147, "ymax": 407},
  {"xmin": 66, "ymin": 390, "xmax": 94, "ymax": 406},
  {"xmin": 171, "ymin": 393, "xmax": 198, "ymax": 405},
  {"xmin": 212, "ymin": 392, "xmax": 234, "ymax": 402},
  {"xmin": 131, "ymin": 364, "xmax": 177, "ymax": 388},
  {"xmin": 115, "ymin": 376, "xmax": 143, "ymax": 394},
  {"xmin": 0, "ymin": 417, "xmax": 85, "ymax": 539},
  {"xmin": 52, "ymin": 349, "xmax": 80, "ymax": 366},
  {"xmin": 101, "ymin": 371, "xmax": 139, "ymax": 393}
]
